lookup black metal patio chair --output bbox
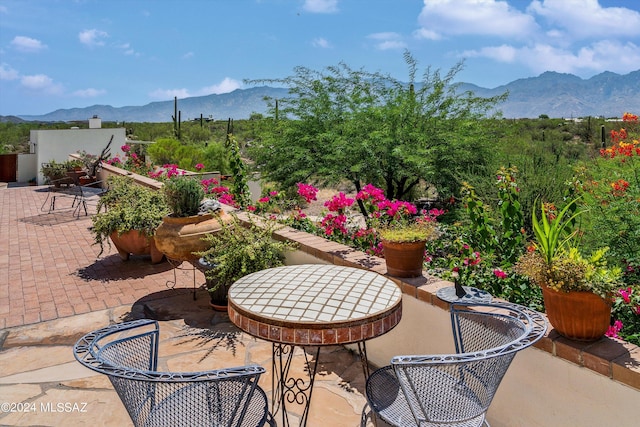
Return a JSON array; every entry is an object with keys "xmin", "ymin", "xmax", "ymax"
[
  {"xmin": 40, "ymin": 177, "xmax": 107, "ymax": 217},
  {"xmin": 74, "ymin": 319, "xmax": 275, "ymax": 427},
  {"xmin": 361, "ymin": 302, "xmax": 547, "ymax": 427}
]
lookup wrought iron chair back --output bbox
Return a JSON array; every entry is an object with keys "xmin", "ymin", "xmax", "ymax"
[
  {"xmin": 362, "ymin": 302, "xmax": 547, "ymax": 427},
  {"xmin": 74, "ymin": 319, "xmax": 275, "ymax": 427}
]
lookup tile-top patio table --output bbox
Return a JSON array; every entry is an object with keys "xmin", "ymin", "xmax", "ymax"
[{"xmin": 228, "ymin": 263, "xmax": 402, "ymax": 427}]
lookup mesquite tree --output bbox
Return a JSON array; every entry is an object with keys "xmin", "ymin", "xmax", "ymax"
[{"xmin": 246, "ymin": 51, "xmax": 507, "ymax": 203}]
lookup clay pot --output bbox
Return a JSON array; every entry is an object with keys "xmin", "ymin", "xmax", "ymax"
[
  {"xmin": 109, "ymin": 230, "xmax": 165, "ymax": 264},
  {"xmin": 381, "ymin": 240, "xmax": 426, "ymax": 278},
  {"xmin": 154, "ymin": 211, "xmax": 231, "ymax": 263},
  {"xmin": 79, "ymin": 175, "xmax": 96, "ymax": 186},
  {"xmin": 540, "ymin": 283, "xmax": 612, "ymax": 341}
]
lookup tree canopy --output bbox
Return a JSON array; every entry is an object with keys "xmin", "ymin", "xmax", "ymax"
[{"xmin": 246, "ymin": 51, "xmax": 508, "ymax": 202}]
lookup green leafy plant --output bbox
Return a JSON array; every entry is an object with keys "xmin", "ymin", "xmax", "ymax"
[
  {"xmin": 531, "ymin": 197, "xmax": 583, "ymax": 265},
  {"xmin": 515, "ymin": 247, "xmax": 622, "ymax": 299},
  {"xmin": 517, "ymin": 197, "xmax": 621, "ymax": 299},
  {"xmin": 226, "ymin": 132, "xmax": 251, "ymax": 208},
  {"xmin": 64, "ymin": 159, "xmax": 84, "ymax": 170},
  {"xmin": 40, "ymin": 160, "xmax": 67, "ymax": 182},
  {"xmin": 197, "ymin": 214, "xmax": 297, "ymax": 291},
  {"xmin": 91, "ymin": 176, "xmax": 169, "ymax": 256},
  {"xmin": 162, "ymin": 176, "xmax": 204, "ymax": 217}
]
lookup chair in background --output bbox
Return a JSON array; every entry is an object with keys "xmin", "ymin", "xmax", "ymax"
[
  {"xmin": 74, "ymin": 319, "xmax": 275, "ymax": 427},
  {"xmin": 361, "ymin": 302, "xmax": 547, "ymax": 427},
  {"xmin": 40, "ymin": 179, "xmax": 107, "ymax": 217}
]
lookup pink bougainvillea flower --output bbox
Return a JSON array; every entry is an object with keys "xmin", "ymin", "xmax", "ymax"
[
  {"xmin": 324, "ymin": 192, "xmax": 354, "ymax": 212},
  {"xmin": 619, "ymin": 287, "xmax": 632, "ymax": 304},
  {"xmin": 258, "ymin": 197, "xmax": 270, "ymax": 204},
  {"xmin": 356, "ymin": 184, "xmax": 386, "ymax": 204},
  {"xmin": 493, "ymin": 268, "xmax": 507, "ymax": 279},
  {"xmin": 269, "ymin": 191, "xmax": 278, "ymax": 197},
  {"xmin": 195, "ymin": 163, "xmax": 204, "ymax": 171},
  {"xmin": 297, "ymin": 183, "xmax": 319, "ymax": 204},
  {"xmin": 606, "ymin": 320, "xmax": 624, "ymax": 338},
  {"xmin": 121, "ymin": 144, "xmax": 131, "ymax": 152},
  {"xmin": 605, "ymin": 325, "xmax": 620, "ymax": 338}
]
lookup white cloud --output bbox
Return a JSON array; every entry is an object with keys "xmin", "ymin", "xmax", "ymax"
[
  {"xmin": 20, "ymin": 74, "xmax": 63, "ymax": 94},
  {"xmin": 183, "ymin": 52, "xmax": 194, "ymax": 59},
  {"xmin": 413, "ymin": 28, "xmax": 441, "ymax": 41},
  {"xmin": 368, "ymin": 32, "xmax": 407, "ymax": 50},
  {"xmin": 11, "ymin": 36, "xmax": 47, "ymax": 52},
  {"xmin": 149, "ymin": 88, "xmax": 190, "ymax": 100},
  {"xmin": 312, "ymin": 37, "xmax": 331, "ymax": 48},
  {"xmin": 462, "ymin": 44, "xmax": 518, "ymax": 63},
  {"xmin": 73, "ymin": 88, "xmax": 107, "ymax": 98},
  {"xmin": 463, "ymin": 40, "xmax": 640, "ymax": 76},
  {"xmin": 149, "ymin": 78, "xmax": 242, "ymax": 100},
  {"xmin": 417, "ymin": 0, "xmax": 539, "ymax": 39},
  {"xmin": 0, "ymin": 63, "xmax": 19, "ymax": 80},
  {"xmin": 198, "ymin": 78, "xmax": 242, "ymax": 95},
  {"xmin": 528, "ymin": 0, "xmax": 640, "ymax": 40},
  {"xmin": 79, "ymin": 29, "xmax": 109, "ymax": 47},
  {"xmin": 303, "ymin": 0, "xmax": 338, "ymax": 14},
  {"xmin": 115, "ymin": 43, "xmax": 138, "ymax": 56}
]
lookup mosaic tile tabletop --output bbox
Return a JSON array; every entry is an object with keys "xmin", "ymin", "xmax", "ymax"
[{"xmin": 228, "ymin": 264, "xmax": 402, "ymax": 345}]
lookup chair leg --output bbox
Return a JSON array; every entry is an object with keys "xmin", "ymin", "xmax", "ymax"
[{"xmin": 361, "ymin": 403, "xmax": 380, "ymax": 427}]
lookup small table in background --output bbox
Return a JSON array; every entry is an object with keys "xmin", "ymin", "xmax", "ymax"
[
  {"xmin": 228, "ymin": 264, "xmax": 402, "ymax": 427},
  {"xmin": 436, "ymin": 283, "xmax": 493, "ymax": 304}
]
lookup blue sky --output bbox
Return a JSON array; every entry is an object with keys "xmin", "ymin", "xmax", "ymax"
[{"xmin": 1, "ymin": 0, "xmax": 639, "ymax": 116}]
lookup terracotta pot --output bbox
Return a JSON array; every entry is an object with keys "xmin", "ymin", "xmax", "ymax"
[
  {"xmin": 540, "ymin": 283, "xmax": 612, "ymax": 341},
  {"xmin": 154, "ymin": 211, "xmax": 231, "ymax": 262},
  {"xmin": 79, "ymin": 175, "xmax": 96, "ymax": 186},
  {"xmin": 381, "ymin": 240, "xmax": 426, "ymax": 278},
  {"xmin": 109, "ymin": 230, "xmax": 165, "ymax": 264}
]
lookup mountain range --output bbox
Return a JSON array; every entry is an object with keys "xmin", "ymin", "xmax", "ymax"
[{"xmin": 6, "ymin": 70, "xmax": 640, "ymax": 123}]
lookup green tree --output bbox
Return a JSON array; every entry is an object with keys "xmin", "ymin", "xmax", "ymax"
[{"xmin": 246, "ymin": 51, "xmax": 506, "ymax": 205}]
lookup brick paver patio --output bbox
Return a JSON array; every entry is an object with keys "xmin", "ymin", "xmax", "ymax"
[{"xmin": 0, "ymin": 184, "xmax": 203, "ymax": 329}]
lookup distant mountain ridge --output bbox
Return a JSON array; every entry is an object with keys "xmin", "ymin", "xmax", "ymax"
[{"xmin": 9, "ymin": 70, "xmax": 640, "ymax": 122}]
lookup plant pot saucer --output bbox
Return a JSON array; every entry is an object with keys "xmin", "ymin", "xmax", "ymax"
[{"xmin": 209, "ymin": 301, "xmax": 228, "ymax": 312}]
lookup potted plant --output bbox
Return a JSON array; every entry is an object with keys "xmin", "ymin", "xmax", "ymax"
[
  {"xmin": 91, "ymin": 176, "xmax": 168, "ymax": 263},
  {"xmin": 154, "ymin": 176, "xmax": 232, "ymax": 263},
  {"xmin": 379, "ymin": 219, "xmax": 438, "ymax": 278},
  {"xmin": 196, "ymin": 214, "xmax": 297, "ymax": 310},
  {"xmin": 65, "ymin": 159, "xmax": 84, "ymax": 171},
  {"xmin": 40, "ymin": 161, "xmax": 69, "ymax": 186},
  {"xmin": 515, "ymin": 199, "xmax": 623, "ymax": 341}
]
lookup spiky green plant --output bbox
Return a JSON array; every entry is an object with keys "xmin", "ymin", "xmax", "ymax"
[
  {"xmin": 531, "ymin": 197, "xmax": 584, "ymax": 265},
  {"xmin": 162, "ymin": 177, "xmax": 204, "ymax": 217}
]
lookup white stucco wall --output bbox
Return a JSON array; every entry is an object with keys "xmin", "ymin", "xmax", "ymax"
[
  {"xmin": 31, "ymin": 127, "xmax": 126, "ymax": 184},
  {"xmin": 16, "ymin": 153, "xmax": 37, "ymax": 182}
]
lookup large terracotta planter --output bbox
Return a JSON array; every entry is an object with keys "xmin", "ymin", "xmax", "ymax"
[
  {"xmin": 109, "ymin": 230, "xmax": 165, "ymax": 264},
  {"xmin": 540, "ymin": 283, "xmax": 612, "ymax": 341},
  {"xmin": 381, "ymin": 240, "xmax": 426, "ymax": 278},
  {"xmin": 154, "ymin": 211, "xmax": 231, "ymax": 263}
]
